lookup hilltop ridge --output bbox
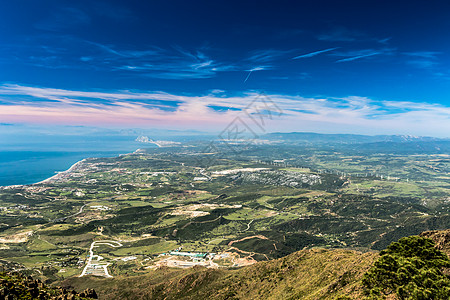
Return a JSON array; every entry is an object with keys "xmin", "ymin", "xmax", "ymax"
[{"xmin": 61, "ymin": 248, "xmax": 378, "ymax": 300}]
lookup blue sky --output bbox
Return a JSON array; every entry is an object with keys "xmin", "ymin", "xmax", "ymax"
[{"xmin": 0, "ymin": 0, "xmax": 449, "ymax": 137}]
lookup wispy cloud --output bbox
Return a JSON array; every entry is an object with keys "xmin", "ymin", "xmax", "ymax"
[
  {"xmin": 403, "ymin": 51, "xmax": 441, "ymax": 70},
  {"xmin": 317, "ymin": 26, "xmax": 391, "ymax": 45},
  {"xmin": 247, "ymin": 49, "xmax": 294, "ymax": 62},
  {"xmin": 333, "ymin": 48, "xmax": 395, "ymax": 63},
  {"xmin": 1, "ymin": 36, "xmax": 237, "ymax": 80},
  {"xmin": 292, "ymin": 47, "xmax": 338, "ymax": 59},
  {"xmin": 404, "ymin": 51, "xmax": 441, "ymax": 59},
  {"xmin": 106, "ymin": 45, "xmax": 236, "ymax": 79},
  {"xmin": 406, "ymin": 59, "xmax": 438, "ymax": 69},
  {"xmin": 1, "ymin": 84, "xmax": 449, "ymax": 137},
  {"xmin": 336, "ymin": 52, "xmax": 380, "ymax": 62},
  {"xmin": 244, "ymin": 66, "xmax": 270, "ymax": 82},
  {"xmin": 378, "ymin": 37, "xmax": 392, "ymax": 44}
]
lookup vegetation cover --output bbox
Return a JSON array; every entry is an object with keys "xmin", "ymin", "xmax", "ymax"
[
  {"xmin": 0, "ymin": 140, "xmax": 449, "ymax": 298},
  {"xmin": 61, "ymin": 234, "xmax": 450, "ymax": 300},
  {"xmin": 363, "ymin": 236, "xmax": 450, "ymax": 299},
  {"xmin": 0, "ymin": 270, "xmax": 97, "ymax": 299},
  {"xmin": 62, "ymin": 248, "xmax": 378, "ymax": 300}
]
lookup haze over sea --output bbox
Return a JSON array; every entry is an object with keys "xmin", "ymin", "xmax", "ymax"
[{"xmin": 0, "ymin": 134, "xmax": 147, "ymax": 186}]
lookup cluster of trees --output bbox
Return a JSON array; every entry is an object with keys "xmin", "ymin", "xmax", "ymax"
[
  {"xmin": 0, "ymin": 270, "xmax": 97, "ymax": 299},
  {"xmin": 363, "ymin": 236, "xmax": 450, "ymax": 299}
]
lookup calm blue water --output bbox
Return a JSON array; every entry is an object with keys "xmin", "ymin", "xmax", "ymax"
[{"xmin": 0, "ymin": 135, "xmax": 150, "ymax": 186}]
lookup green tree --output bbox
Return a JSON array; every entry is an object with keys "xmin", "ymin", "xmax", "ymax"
[{"xmin": 362, "ymin": 236, "xmax": 450, "ymax": 299}]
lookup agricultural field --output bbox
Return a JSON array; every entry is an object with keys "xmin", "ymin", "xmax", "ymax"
[{"xmin": 0, "ymin": 142, "xmax": 449, "ymax": 285}]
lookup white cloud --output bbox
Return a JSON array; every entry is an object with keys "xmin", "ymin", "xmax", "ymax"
[
  {"xmin": 0, "ymin": 84, "xmax": 449, "ymax": 137},
  {"xmin": 335, "ymin": 52, "xmax": 380, "ymax": 62},
  {"xmin": 292, "ymin": 48, "xmax": 338, "ymax": 59},
  {"xmin": 332, "ymin": 48, "xmax": 395, "ymax": 63},
  {"xmin": 244, "ymin": 66, "xmax": 271, "ymax": 82}
]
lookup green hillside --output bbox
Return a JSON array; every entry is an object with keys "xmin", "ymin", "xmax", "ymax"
[
  {"xmin": 61, "ymin": 248, "xmax": 377, "ymax": 300},
  {"xmin": 59, "ymin": 232, "xmax": 450, "ymax": 300}
]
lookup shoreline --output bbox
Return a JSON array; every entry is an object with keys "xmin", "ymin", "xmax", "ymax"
[
  {"xmin": 34, "ymin": 158, "xmax": 88, "ymax": 185},
  {"xmin": 0, "ymin": 158, "xmax": 88, "ymax": 190},
  {"xmin": 0, "ymin": 148, "xmax": 144, "ymax": 189}
]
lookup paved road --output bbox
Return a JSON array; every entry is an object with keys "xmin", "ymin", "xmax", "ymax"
[
  {"xmin": 244, "ymin": 219, "xmax": 254, "ymax": 231},
  {"xmin": 79, "ymin": 240, "xmax": 122, "ymax": 278}
]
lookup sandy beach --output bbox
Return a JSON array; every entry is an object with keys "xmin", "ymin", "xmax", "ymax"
[
  {"xmin": 34, "ymin": 158, "xmax": 87, "ymax": 185},
  {"xmin": 0, "ymin": 148, "xmax": 142, "ymax": 189}
]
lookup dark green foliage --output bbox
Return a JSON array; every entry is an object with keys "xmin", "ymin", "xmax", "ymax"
[
  {"xmin": 52, "ymin": 205, "xmax": 165, "ymax": 236},
  {"xmin": 372, "ymin": 215, "xmax": 450, "ymax": 250},
  {"xmin": 232, "ymin": 237, "xmax": 276, "ymax": 255},
  {"xmin": 277, "ymin": 232, "xmax": 330, "ymax": 256},
  {"xmin": 175, "ymin": 216, "xmax": 229, "ymax": 241},
  {"xmin": 0, "ymin": 270, "xmax": 96, "ymax": 299},
  {"xmin": 147, "ymin": 186, "xmax": 181, "ymax": 197},
  {"xmin": 267, "ymin": 196, "xmax": 308, "ymax": 210},
  {"xmin": 219, "ymin": 193, "xmax": 262, "ymax": 203},
  {"xmin": 0, "ymin": 215, "xmax": 46, "ymax": 228},
  {"xmin": 49, "ymin": 223, "xmax": 96, "ymax": 236},
  {"xmin": 363, "ymin": 236, "xmax": 450, "ymax": 299},
  {"xmin": 275, "ymin": 216, "xmax": 368, "ymax": 235},
  {"xmin": 231, "ymin": 232, "xmax": 329, "ymax": 258}
]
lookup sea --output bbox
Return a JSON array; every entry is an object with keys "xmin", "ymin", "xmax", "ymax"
[{"xmin": 0, "ymin": 135, "xmax": 151, "ymax": 186}]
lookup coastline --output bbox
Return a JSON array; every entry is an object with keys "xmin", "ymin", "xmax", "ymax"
[
  {"xmin": 0, "ymin": 148, "xmax": 144, "ymax": 189},
  {"xmin": 34, "ymin": 158, "xmax": 88, "ymax": 185},
  {"xmin": 0, "ymin": 158, "xmax": 87, "ymax": 190}
]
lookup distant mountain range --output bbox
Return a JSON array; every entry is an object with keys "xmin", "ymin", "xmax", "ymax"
[
  {"xmin": 263, "ymin": 132, "xmax": 447, "ymax": 144},
  {"xmin": 260, "ymin": 132, "xmax": 450, "ymax": 154}
]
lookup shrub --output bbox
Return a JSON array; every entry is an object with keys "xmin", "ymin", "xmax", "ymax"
[{"xmin": 362, "ymin": 236, "xmax": 450, "ymax": 299}]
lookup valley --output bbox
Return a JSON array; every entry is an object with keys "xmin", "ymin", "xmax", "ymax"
[{"xmin": 0, "ymin": 139, "xmax": 449, "ymax": 291}]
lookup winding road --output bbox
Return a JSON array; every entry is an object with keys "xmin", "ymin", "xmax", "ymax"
[{"xmin": 79, "ymin": 240, "xmax": 123, "ymax": 278}]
